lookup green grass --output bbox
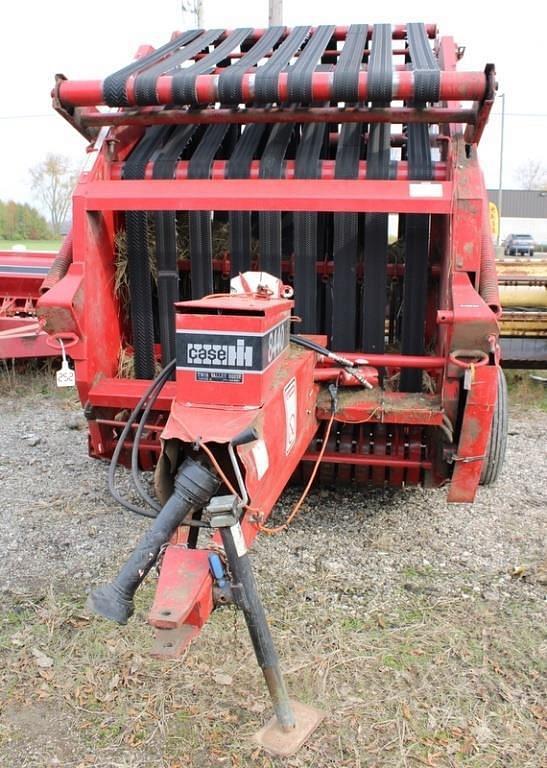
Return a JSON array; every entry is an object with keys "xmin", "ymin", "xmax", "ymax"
[{"xmin": 0, "ymin": 239, "xmax": 61, "ymax": 251}]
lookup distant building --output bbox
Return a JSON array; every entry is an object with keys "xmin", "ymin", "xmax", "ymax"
[{"xmin": 487, "ymin": 189, "xmax": 547, "ymax": 244}]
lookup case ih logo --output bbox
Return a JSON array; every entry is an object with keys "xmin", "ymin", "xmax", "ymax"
[
  {"xmin": 187, "ymin": 339, "xmax": 254, "ymax": 368},
  {"xmin": 177, "ymin": 320, "xmax": 289, "ymax": 375}
]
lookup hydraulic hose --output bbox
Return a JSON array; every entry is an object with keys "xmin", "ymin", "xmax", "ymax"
[
  {"xmin": 479, "ymin": 197, "xmax": 502, "ymax": 317},
  {"xmin": 109, "ymin": 359, "xmax": 176, "ymax": 518},
  {"xmin": 88, "ymin": 457, "xmax": 220, "ymax": 624},
  {"xmin": 40, "ymin": 229, "xmax": 73, "ymax": 294}
]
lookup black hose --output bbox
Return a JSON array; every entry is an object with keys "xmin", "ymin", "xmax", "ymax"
[
  {"xmin": 290, "ymin": 334, "xmax": 356, "ymax": 363},
  {"xmin": 108, "ymin": 360, "xmax": 176, "ymax": 518},
  {"xmin": 130, "ymin": 379, "xmax": 167, "ymax": 515}
]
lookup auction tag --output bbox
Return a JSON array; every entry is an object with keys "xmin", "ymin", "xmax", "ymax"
[
  {"xmin": 56, "ymin": 339, "xmax": 76, "ymax": 388},
  {"xmin": 463, "ymin": 368, "xmax": 473, "ymax": 390}
]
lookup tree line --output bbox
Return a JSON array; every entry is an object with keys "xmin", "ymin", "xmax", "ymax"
[
  {"xmin": 0, "ymin": 200, "xmax": 53, "ymax": 241},
  {"xmin": 0, "ymin": 153, "xmax": 76, "ymax": 242}
]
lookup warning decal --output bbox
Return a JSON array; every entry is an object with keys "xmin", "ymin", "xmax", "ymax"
[{"xmin": 283, "ymin": 377, "xmax": 297, "ymax": 455}]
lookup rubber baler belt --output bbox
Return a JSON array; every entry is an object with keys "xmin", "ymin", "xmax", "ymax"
[
  {"xmin": 362, "ymin": 23, "xmax": 392, "ymax": 355},
  {"xmin": 406, "ymin": 22, "xmax": 440, "ymax": 103},
  {"xmin": 188, "ymin": 123, "xmax": 230, "ymax": 298},
  {"xmin": 218, "ymin": 27, "xmax": 285, "ymax": 104},
  {"xmin": 103, "ymin": 29, "xmax": 202, "ymax": 106},
  {"xmin": 287, "ymin": 26, "xmax": 335, "ymax": 102},
  {"xmin": 332, "ymin": 24, "xmax": 368, "ymax": 103},
  {"xmin": 152, "ymin": 125, "xmax": 197, "ymax": 367},
  {"xmin": 135, "ymin": 29, "xmax": 224, "ymax": 105},
  {"xmin": 171, "ymin": 28, "xmax": 253, "ymax": 104},
  {"xmin": 332, "ymin": 121, "xmax": 362, "ymax": 350},
  {"xmin": 259, "ymin": 123, "xmax": 295, "ymax": 277},
  {"xmin": 254, "ymin": 26, "xmax": 311, "ymax": 103},
  {"xmin": 226, "ymin": 124, "xmax": 267, "ymax": 276},
  {"xmin": 400, "ymin": 22, "xmax": 439, "ymax": 392},
  {"xmin": 293, "ymin": 121, "xmax": 326, "ymax": 332},
  {"xmin": 123, "ymin": 126, "xmax": 172, "ymax": 379}
]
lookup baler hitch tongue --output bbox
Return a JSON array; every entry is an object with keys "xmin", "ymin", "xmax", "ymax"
[{"xmin": 86, "ymin": 457, "xmax": 219, "ymax": 624}]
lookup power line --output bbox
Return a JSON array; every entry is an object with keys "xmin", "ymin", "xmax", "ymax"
[
  {"xmin": 490, "ymin": 112, "xmax": 547, "ymax": 118},
  {"xmin": 0, "ymin": 114, "xmax": 56, "ymax": 120}
]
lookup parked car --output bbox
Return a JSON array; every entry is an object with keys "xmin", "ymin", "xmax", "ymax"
[{"xmin": 503, "ymin": 234, "xmax": 535, "ymax": 257}]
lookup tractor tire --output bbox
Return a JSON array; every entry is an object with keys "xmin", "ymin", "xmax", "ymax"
[{"xmin": 480, "ymin": 367, "xmax": 508, "ymax": 485}]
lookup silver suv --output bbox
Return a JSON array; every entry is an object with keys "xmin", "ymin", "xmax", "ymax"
[{"xmin": 503, "ymin": 234, "xmax": 535, "ymax": 257}]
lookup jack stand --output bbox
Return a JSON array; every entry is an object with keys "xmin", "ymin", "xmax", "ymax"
[{"xmin": 209, "ymin": 496, "xmax": 325, "ymax": 756}]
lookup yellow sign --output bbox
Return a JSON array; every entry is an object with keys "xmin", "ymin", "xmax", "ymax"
[{"xmin": 489, "ymin": 202, "xmax": 499, "ymax": 238}]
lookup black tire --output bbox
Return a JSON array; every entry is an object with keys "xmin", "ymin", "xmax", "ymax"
[{"xmin": 480, "ymin": 367, "xmax": 508, "ymax": 485}]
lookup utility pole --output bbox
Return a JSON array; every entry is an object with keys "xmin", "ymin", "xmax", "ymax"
[
  {"xmin": 269, "ymin": 0, "xmax": 283, "ymax": 26},
  {"xmin": 181, "ymin": 0, "xmax": 203, "ymax": 28},
  {"xmin": 496, "ymin": 92, "xmax": 505, "ymax": 246}
]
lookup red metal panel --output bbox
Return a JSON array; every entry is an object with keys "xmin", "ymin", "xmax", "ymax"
[
  {"xmin": 0, "ymin": 318, "xmax": 57, "ymax": 359},
  {"xmin": 448, "ymin": 271, "xmax": 498, "ymax": 353},
  {"xmin": 148, "ymin": 547, "xmax": 213, "ymax": 630},
  {"xmin": 451, "ymin": 145, "xmax": 485, "ymax": 272},
  {"xmin": 77, "ymin": 179, "xmax": 453, "ymax": 214},
  {"xmin": 111, "ymin": 160, "xmax": 449, "ymax": 182},
  {"xmin": 447, "ymin": 365, "xmax": 498, "ymax": 502},
  {"xmin": 88, "ymin": 379, "xmax": 176, "ymax": 410},
  {"xmin": 163, "ymin": 344, "xmax": 320, "ymax": 545},
  {"xmin": 0, "ymin": 251, "xmax": 55, "ymax": 298},
  {"xmin": 176, "ymin": 295, "xmax": 292, "ymax": 408},
  {"xmin": 315, "ymin": 392, "xmax": 444, "ymax": 426}
]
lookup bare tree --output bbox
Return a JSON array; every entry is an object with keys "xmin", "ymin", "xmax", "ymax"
[
  {"xmin": 30, "ymin": 153, "xmax": 76, "ymax": 235},
  {"xmin": 514, "ymin": 159, "xmax": 547, "ymax": 190},
  {"xmin": 181, "ymin": 0, "xmax": 203, "ymax": 27}
]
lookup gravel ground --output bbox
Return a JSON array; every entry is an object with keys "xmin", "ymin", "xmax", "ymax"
[
  {"xmin": 0, "ymin": 385, "xmax": 544, "ymax": 602},
  {"xmin": 0, "ymin": 378, "xmax": 545, "ymax": 767}
]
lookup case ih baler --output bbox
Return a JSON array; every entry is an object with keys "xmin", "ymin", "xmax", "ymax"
[{"xmin": 40, "ymin": 23, "xmax": 506, "ymax": 753}]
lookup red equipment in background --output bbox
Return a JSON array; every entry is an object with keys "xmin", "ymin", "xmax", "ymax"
[
  {"xmin": 0, "ymin": 250, "xmax": 58, "ymax": 359},
  {"xmin": 39, "ymin": 23, "xmax": 507, "ymax": 753}
]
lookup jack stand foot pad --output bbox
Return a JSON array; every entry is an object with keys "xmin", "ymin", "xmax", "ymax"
[{"xmin": 253, "ymin": 699, "xmax": 325, "ymax": 757}]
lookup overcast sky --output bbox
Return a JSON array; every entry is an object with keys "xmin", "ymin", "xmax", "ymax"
[{"xmin": 1, "ymin": 0, "xmax": 545, "ymax": 207}]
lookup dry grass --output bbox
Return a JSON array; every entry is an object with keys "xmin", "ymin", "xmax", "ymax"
[
  {"xmin": 0, "ymin": 359, "xmax": 77, "ymax": 403},
  {"xmin": 113, "ymin": 216, "xmax": 237, "ymax": 303},
  {"xmin": 505, "ymin": 370, "xmax": 547, "ymax": 412},
  {"xmin": 0, "ymin": 572, "xmax": 545, "ymax": 767}
]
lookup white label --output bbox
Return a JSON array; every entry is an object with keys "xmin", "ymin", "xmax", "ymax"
[
  {"xmin": 283, "ymin": 377, "xmax": 297, "ymax": 455},
  {"xmin": 251, "ymin": 439, "xmax": 269, "ymax": 480},
  {"xmin": 56, "ymin": 360, "xmax": 76, "ymax": 388},
  {"xmin": 230, "ymin": 522, "xmax": 247, "ymax": 558},
  {"xmin": 463, "ymin": 368, "xmax": 473, "ymax": 390},
  {"xmin": 409, "ymin": 182, "xmax": 443, "ymax": 198}
]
